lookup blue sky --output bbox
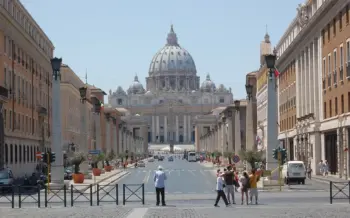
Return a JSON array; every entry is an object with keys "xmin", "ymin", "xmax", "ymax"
[{"xmin": 21, "ymin": 0, "xmax": 302, "ymax": 100}]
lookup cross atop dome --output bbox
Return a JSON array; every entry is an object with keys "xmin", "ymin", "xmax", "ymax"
[
  {"xmin": 166, "ymin": 24, "xmax": 179, "ymax": 46},
  {"xmin": 134, "ymin": 74, "xmax": 139, "ymax": 82}
]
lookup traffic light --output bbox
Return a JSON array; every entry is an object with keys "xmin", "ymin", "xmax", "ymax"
[
  {"xmin": 272, "ymin": 148, "xmax": 277, "ymax": 160},
  {"xmin": 50, "ymin": 152, "xmax": 56, "ymax": 163},
  {"xmin": 41, "ymin": 152, "xmax": 48, "ymax": 163},
  {"xmin": 280, "ymin": 149, "xmax": 287, "ymax": 165}
]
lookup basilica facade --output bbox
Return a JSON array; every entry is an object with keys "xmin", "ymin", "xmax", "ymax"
[{"xmin": 108, "ymin": 25, "xmax": 233, "ymax": 144}]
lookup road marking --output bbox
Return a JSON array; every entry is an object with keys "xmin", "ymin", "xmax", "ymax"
[
  {"xmin": 200, "ymin": 170, "xmax": 206, "ymax": 176},
  {"xmin": 188, "ymin": 170, "xmax": 196, "ymax": 176},
  {"xmin": 143, "ymin": 170, "xmax": 151, "ymax": 183},
  {"xmin": 126, "ymin": 208, "xmax": 148, "ymax": 218},
  {"xmin": 174, "ymin": 191, "xmax": 182, "ymax": 194},
  {"xmin": 188, "ymin": 191, "xmax": 196, "ymax": 194}
]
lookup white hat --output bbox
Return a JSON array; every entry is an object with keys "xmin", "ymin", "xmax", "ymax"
[{"xmin": 158, "ymin": 165, "xmax": 163, "ymax": 170}]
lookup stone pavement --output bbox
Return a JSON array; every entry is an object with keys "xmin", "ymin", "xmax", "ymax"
[{"xmin": 1, "ymin": 203, "xmax": 350, "ymax": 217}]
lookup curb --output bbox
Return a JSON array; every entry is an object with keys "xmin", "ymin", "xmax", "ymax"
[
  {"xmin": 74, "ymin": 170, "xmax": 126, "ymax": 193},
  {"xmin": 311, "ymin": 177, "xmax": 348, "ymax": 185},
  {"xmin": 89, "ymin": 171, "xmax": 130, "ymax": 194}
]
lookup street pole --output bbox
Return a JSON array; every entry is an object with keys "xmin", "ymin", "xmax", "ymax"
[
  {"xmin": 266, "ymin": 54, "xmax": 279, "ymax": 171},
  {"xmin": 278, "ymin": 151, "xmax": 281, "ymax": 192},
  {"xmin": 50, "ymin": 58, "xmax": 64, "ymax": 186}
]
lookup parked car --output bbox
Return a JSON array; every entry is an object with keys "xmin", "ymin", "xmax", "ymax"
[
  {"xmin": 148, "ymin": 158, "xmax": 155, "ymax": 162},
  {"xmin": 0, "ymin": 168, "xmax": 14, "ymax": 192},
  {"xmin": 168, "ymin": 156, "xmax": 174, "ymax": 161},
  {"xmin": 64, "ymin": 167, "xmax": 73, "ymax": 180},
  {"xmin": 138, "ymin": 161, "xmax": 146, "ymax": 167},
  {"xmin": 158, "ymin": 156, "xmax": 164, "ymax": 161}
]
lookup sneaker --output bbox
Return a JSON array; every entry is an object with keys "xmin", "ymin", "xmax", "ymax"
[
  {"xmin": 214, "ymin": 204, "xmax": 219, "ymax": 207},
  {"xmin": 232, "ymin": 202, "xmax": 236, "ymax": 204}
]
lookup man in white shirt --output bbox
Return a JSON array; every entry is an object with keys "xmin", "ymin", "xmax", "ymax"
[
  {"xmin": 154, "ymin": 165, "xmax": 167, "ymax": 206},
  {"xmin": 214, "ymin": 172, "xmax": 229, "ymax": 207}
]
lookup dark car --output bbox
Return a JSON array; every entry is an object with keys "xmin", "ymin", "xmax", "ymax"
[
  {"xmin": 168, "ymin": 156, "xmax": 174, "ymax": 161},
  {"xmin": 0, "ymin": 169, "xmax": 14, "ymax": 192},
  {"xmin": 158, "ymin": 156, "xmax": 164, "ymax": 161},
  {"xmin": 64, "ymin": 167, "xmax": 73, "ymax": 180}
]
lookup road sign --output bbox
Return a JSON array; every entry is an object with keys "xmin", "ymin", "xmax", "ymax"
[
  {"xmin": 87, "ymin": 154, "xmax": 93, "ymax": 161},
  {"xmin": 36, "ymin": 152, "xmax": 42, "ymax": 160},
  {"xmin": 232, "ymin": 155, "xmax": 240, "ymax": 163},
  {"xmin": 89, "ymin": 150, "xmax": 100, "ymax": 155}
]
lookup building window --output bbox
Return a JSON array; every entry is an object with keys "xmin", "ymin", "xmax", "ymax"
[
  {"xmin": 339, "ymin": 11, "xmax": 343, "ymax": 30},
  {"xmin": 117, "ymin": 98, "xmax": 123, "ymax": 105},
  {"xmin": 333, "ymin": 19, "xmax": 336, "ymax": 36},
  {"xmin": 340, "ymin": 46, "xmax": 344, "ymax": 80},
  {"xmin": 322, "ymin": 30, "xmax": 325, "ymax": 45},
  {"xmin": 23, "ymin": 145, "xmax": 26, "ymax": 163},
  {"xmin": 341, "ymin": 94, "xmax": 344, "ymax": 113},
  {"xmin": 327, "ymin": 24, "xmax": 330, "ymax": 41},
  {"xmin": 346, "ymin": 5, "xmax": 349, "ymax": 24},
  {"xmin": 5, "ymin": 144, "xmax": 8, "ymax": 164},
  {"xmin": 348, "ymin": 92, "xmax": 350, "ymax": 112},
  {"xmin": 335, "ymin": 97, "xmax": 338, "ymax": 115},
  {"xmin": 10, "ymin": 144, "xmax": 13, "ymax": 164},
  {"xmin": 329, "ymin": 99, "xmax": 332, "ymax": 117},
  {"xmin": 334, "ymin": 50, "xmax": 337, "ymax": 84},
  {"xmin": 19, "ymin": 145, "xmax": 22, "ymax": 163},
  {"xmin": 219, "ymin": 98, "xmax": 224, "ymax": 103}
]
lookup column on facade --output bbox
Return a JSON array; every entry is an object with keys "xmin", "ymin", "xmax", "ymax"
[
  {"xmin": 106, "ymin": 119, "xmax": 111, "ymax": 153},
  {"xmin": 184, "ymin": 115, "xmax": 187, "ymax": 143},
  {"xmin": 227, "ymin": 118, "xmax": 234, "ymax": 152},
  {"xmin": 234, "ymin": 111, "xmax": 241, "ymax": 154},
  {"xmin": 112, "ymin": 123, "xmax": 117, "ymax": 152},
  {"xmin": 96, "ymin": 114, "xmax": 101, "ymax": 150},
  {"xmin": 337, "ymin": 128, "xmax": 341, "ymax": 177},
  {"xmin": 188, "ymin": 115, "xmax": 191, "ymax": 143},
  {"xmin": 176, "ymin": 115, "xmax": 179, "ymax": 143},
  {"xmin": 164, "ymin": 116, "xmax": 168, "ymax": 142},
  {"xmin": 306, "ymin": 47, "xmax": 310, "ymax": 114},
  {"xmin": 118, "ymin": 129, "xmax": 122, "ymax": 154},
  {"xmin": 309, "ymin": 42, "xmax": 314, "ymax": 114},
  {"xmin": 314, "ymin": 37, "xmax": 321, "ymax": 120},
  {"xmin": 152, "ymin": 116, "xmax": 155, "ymax": 143},
  {"xmin": 303, "ymin": 50, "xmax": 307, "ymax": 116},
  {"xmin": 156, "ymin": 116, "xmax": 160, "ymax": 142},
  {"xmin": 342, "ymin": 128, "xmax": 348, "ymax": 180},
  {"xmin": 293, "ymin": 137, "xmax": 297, "ymax": 161}
]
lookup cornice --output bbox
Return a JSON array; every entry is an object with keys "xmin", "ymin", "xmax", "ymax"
[{"xmin": 276, "ymin": 0, "xmax": 342, "ymax": 71}]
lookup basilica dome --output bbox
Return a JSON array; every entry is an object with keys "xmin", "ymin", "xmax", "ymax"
[
  {"xmin": 148, "ymin": 25, "xmax": 197, "ymax": 76},
  {"xmin": 127, "ymin": 75, "xmax": 145, "ymax": 94},
  {"xmin": 201, "ymin": 74, "xmax": 216, "ymax": 92}
]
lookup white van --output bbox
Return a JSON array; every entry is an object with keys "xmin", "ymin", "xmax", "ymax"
[
  {"xmin": 281, "ymin": 161, "xmax": 306, "ymax": 185},
  {"xmin": 187, "ymin": 152, "xmax": 197, "ymax": 162}
]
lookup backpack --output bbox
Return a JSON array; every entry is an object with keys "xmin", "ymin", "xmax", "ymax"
[{"xmin": 243, "ymin": 177, "xmax": 250, "ymax": 189}]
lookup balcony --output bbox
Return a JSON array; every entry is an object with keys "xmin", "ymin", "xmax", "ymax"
[{"xmin": 0, "ymin": 85, "xmax": 9, "ymax": 103}]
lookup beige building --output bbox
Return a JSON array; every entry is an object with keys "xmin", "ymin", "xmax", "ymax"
[
  {"xmin": 0, "ymin": 0, "xmax": 55, "ymax": 176},
  {"xmin": 108, "ymin": 25, "xmax": 233, "ymax": 145}
]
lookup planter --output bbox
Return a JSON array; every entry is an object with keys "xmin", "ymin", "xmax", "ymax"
[
  {"xmin": 73, "ymin": 173, "xmax": 85, "ymax": 183},
  {"xmin": 92, "ymin": 168, "xmax": 101, "ymax": 176},
  {"xmin": 104, "ymin": 165, "xmax": 113, "ymax": 172}
]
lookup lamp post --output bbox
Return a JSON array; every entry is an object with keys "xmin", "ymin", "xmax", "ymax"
[
  {"xmin": 245, "ymin": 84, "xmax": 255, "ymax": 152},
  {"xmin": 50, "ymin": 57, "xmax": 64, "ymax": 186},
  {"xmin": 265, "ymin": 54, "xmax": 279, "ymax": 170},
  {"xmin": 233, "ymin": 100, "xmax": 241, "ymax": 154},
  {"xmin": 79, "ymin": 86, "xmax": 88, "ymax": 153}
]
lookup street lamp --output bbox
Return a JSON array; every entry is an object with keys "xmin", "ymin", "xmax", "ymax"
[
  {"xmin": 50, "ymin": 57, "xmax": 64, "ymax": 186},
  {"xmin": 234, "ymin": 100, "xmax": 240, "ymax": 112},
  {"xmin": 265, "ymin": 54, "xmax": 276, "ymax": 79},
  {"xmin": 79, "ymin": 86, "xmax": 87, "ymax": 103},
  {"xmin": 245, "ymin": 84, "xmax": 253, "ymax": 100}
]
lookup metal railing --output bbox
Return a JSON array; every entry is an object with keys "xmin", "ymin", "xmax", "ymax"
[
  {"xmin": 329, "ymin": 181, "xmax": 350, "ymax": 204},
  {"xmin": 0, "ymin": 183, "xmax": 140, "ymax": 208}
]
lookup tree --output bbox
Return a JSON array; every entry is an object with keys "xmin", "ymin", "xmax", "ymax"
[
  {"xmin": 105, "ymin": 150, "xmax": 116, "ymax": 166},
  {"xmin": 70, "ymin": 152, "xmax": 86, "ymax": 174},
  {"xmin": 118, "ymin": 152, "xmax": 126, "ymax": 162},
  {"xmin": 223, "ymin": 151, "xmax": 234, "ymax": 165},
  {"xmin": 91, "ymin": 153, "xmax": 105, "ymax": 168},
  {"xmin": 239, "ymin": 150, "xmax": 264, "ymax": 169}
]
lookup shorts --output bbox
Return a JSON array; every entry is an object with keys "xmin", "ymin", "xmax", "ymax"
[{"xmin": 250, "ymin": 188, "xmax": 258, "ymax": 197}]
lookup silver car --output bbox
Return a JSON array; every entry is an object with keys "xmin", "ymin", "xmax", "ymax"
[{"xmin": 138, "ymin": 161, "xmax": 145, "ymax": 167}]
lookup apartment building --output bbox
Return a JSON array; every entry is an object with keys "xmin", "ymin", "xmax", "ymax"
[
  {"xmin": 0, "ymin": 0, "xmax": 54, "ymax": 176},
  {"xmin": 321, "ymin": 1, "xmax": 350, "ymax": 178}
]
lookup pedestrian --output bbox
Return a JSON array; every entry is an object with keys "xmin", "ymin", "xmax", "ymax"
[
  {"xmin": 307, "ymin": 163, "xmax": 312, "ymax": 179},
  {"xmin": 234, "ymin": 171, "xmax": 239, "ymax": 192},
  {"xmin": 318, "ymin": 160, "xmax": 324, "ymax": 176},
  {"xmin": 239, "ymin": 171, "xmax": 250, "ymax": 205},
  {"xmin": 153, "ymin": 165, "xmax": 167, "ymax": 206},
  {"xmin": 223, "ymin": 166, "xmax": 236, "ymax": 204},
  {"xmin": 323, "ymin": 160, "xmax": 329, "ymax": 176},
  {"xmin": 216, "ymin": 169, "xmax": 221, "ymax": 177},
  {"xmin": 214, "ymin": 172, "xmax": 229, "ymax": 207},
  {"xmin": 249, "ymin": 169, "xmax": 259, "ymax": 205}
]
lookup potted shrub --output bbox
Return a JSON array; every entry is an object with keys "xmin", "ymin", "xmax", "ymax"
[
  {"xmin": 71, "ymin": 152, "xmax": 86, "ymax": 183},
  {"xmin": 91, "ymin": 154, "xmax": 104, "ymax": 176},
  {"xmin": 104, "ymin": 150, "xmax": 115, "ymax": 172}
]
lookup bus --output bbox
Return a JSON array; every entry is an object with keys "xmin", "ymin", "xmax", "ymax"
[{"xmin": 187, "ymin": 152, "xmax": 197, "ymax": 162}]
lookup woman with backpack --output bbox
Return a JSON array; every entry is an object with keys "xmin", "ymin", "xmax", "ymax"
[{"xmin": 239, "ymin": 171, "xmax": 250, "ymax": 205}]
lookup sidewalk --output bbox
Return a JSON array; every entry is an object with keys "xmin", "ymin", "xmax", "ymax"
[
  {"xmin": 312, "ymin": 174, "xmax": 349, "ymax": 184},
  {"xmin": 71, "ymin": 169, "xmax": 130, "ymax": 193}
]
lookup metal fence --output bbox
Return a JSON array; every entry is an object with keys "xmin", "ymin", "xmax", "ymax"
[
  {"xmin": 329, "ymin": 181, "xmax": 350, "ymax": 204},
  {"xmin": 0, "ymin": 183, "xmax": 142, "ymax": 208}
]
